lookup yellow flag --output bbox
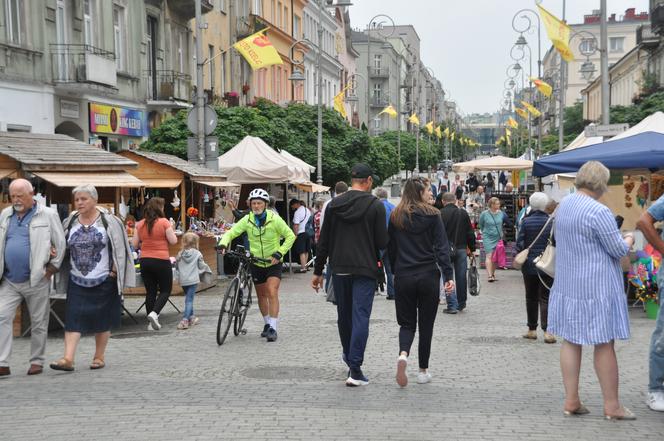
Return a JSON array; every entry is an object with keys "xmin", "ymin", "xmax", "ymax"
[
  {"xmin": 450, "ymin": 132, "xmax": 455, "ymax": 142},
  {"xmin": 529, "ymin": 77, "xmax": 553, "ymax": 97},
  {"xmin": 425, "ymin": 121, "xmax": 434, "ymax": 135},
  {"xmin": 408, "ymin": 113, "xmax": 420, "ymax": 126},
  {"xmin": 521, "ymin": 101, "xmax": 542, "ymax": 117},
  {"xmin": 443, "ymin": 127, "xmax": 450, "ymax": 138},
  {"xmin": 515, "ymin": 107, "xmax": 528, "ymax": 119},
  {"xmin": 233, "ymin": 30, "xmax": 283, "ymax": 70},
  {"xmin": 333, "ymin": 90, "xmax": 347, "ymax": 119},
  {"xmin": 435, "ymin": 125, "xmax": 442, "ymax": 139},
  {"xmin": 507, "ymin": 117, "xmax": 518, "ymax": 129},
  {"xmin": 379, "ymin": 105, "xmax": 398, "ymax": 118},
  {"xmin": 505, "ymin": 128, "xmax": 512, "ymax": 146},
  {"xmin": 537, "ymin": 4, "xmax": 574, "ymax": 62}
]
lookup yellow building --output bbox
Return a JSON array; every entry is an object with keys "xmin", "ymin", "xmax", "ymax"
[{"xmin": 191, "ymin": 3, "xmax": 232, "ymax": 105}]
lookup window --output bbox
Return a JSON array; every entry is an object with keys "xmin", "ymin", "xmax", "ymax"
[
  {"xmin": 220, "ymin": 52, "xmax": 227, "ymax": 94},
  {"xmin": 208, "ymin": 45, "xmax": 215, "ymax": 89},
  {"xmin": 579, "ymin": 38, "xmax": 596, "ymax": 55},
  {"xmin": 55, "ymin": 0, "xmax": 67, "ymax": 79},
  {"xmin": 177, "ymin": 30, "xmax": 185, "ymax": 73},
  {"xmin": 277, "ymin": 2, "xmax": 282, "ymax": 27},
  {"xmin": 610, "ymin": 37, "xmax": 624, "ymax": 53},
  {"xmin": 83, "ymin": 0, "xmax": 95, "ymax": 46},
  {"xmin": 5, "ymin": 0, "xmax": 25, "ymax": 45},
  {"xmin": 293, "ymin": 15, "xmax": 300, "ymax": 39},
  {"xmin": 283, "ymin": 6, "xmax": 288, "ymax": 32},
  {"xmin": 271, "ymin": 0, "xmax": 276, "ymax": 23},
  {"xmin": 147, "ymin": 16, "xmax": 158, "ymax": 99},
  {"xmin": 373, "ymin": 83, "xmax": 382, "ymax": 101},
  {"xmin": 219, "ymin": 0, "xmax": 226, "ymax": 12},
  {"xmin": 113, "ymin": 5, "xmax": 126, "ymax": 71},
  {"xmin": 253, "ymin": 0, "xmax": 262, "ymax": 15}
]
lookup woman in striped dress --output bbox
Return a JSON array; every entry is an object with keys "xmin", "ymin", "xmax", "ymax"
[{"xmin": 548, "ymin": 161, "xmax": 636, "ymax": 420}]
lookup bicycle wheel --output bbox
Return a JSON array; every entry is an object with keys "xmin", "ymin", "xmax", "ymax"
[
  {"xmin": 234, "ymin": 276, "xmax": 253, "ymax": 335},
  {"xmin": 216, "ymin": 278, "xmax": 238, "ymax": 346}
]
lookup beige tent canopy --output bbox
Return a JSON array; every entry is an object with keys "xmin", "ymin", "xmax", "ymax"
[
  {"xmin": 217, "ymin": 136, "xmax": 309, "ymax": 184},
  {"xmin": 452, "ymin": 155, "xmax": 533, "ymax": 173},
  {"xmin": 280, "ymin": 149, "xmax": 315, "ymax": 174}
]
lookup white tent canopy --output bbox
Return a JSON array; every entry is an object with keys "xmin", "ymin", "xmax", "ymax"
[
  {"xmin": 563, "ymin": 125, "xmax": 603, "ymax": 151},
  {"xmin": 453, "ymin": 155, "xmax": 533, "ymax": 173},
  {"xmin": 280, "ymin": 149, "xmax": 315, "ymax": 174},
  {"xmin": 217, "ymin": 136, "xmax": 309, "ymax": 184},
  {"xmin": 611, "ymin": 111, "xmax": 664, "ymax": 140}
]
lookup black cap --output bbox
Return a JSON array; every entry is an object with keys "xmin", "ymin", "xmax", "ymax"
[{"xmin": 351, "ymin": 163, "xmax": 374, "ymax": 179}]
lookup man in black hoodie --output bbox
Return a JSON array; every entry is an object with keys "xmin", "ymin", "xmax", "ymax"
[{"xmin": 312, "ymin": 164, "xmax": 387, "ymax": 387}]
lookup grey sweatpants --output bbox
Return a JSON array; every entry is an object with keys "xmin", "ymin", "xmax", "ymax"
[{"xmin": 0, "ymin": 278, "xmax": 50, "ymax": 367}]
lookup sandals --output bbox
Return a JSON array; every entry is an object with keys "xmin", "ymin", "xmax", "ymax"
[
  {"xmin": 563, "ymin": 403, "xmax": 590, "ymax": 416},
  {"xmin": 49, "ymin": 358, "xmax": 74, "ymax": 372},
  {"xmin": 90, "ymin": 358, "xmax": 105, "ymax": 370},
  {"xmin": 488, "ymin": 275, "xmax": 496, "ymax": 283},
  {"xmin": 604, "ymin": 406, "xmax": 636, "ymax": 420}
]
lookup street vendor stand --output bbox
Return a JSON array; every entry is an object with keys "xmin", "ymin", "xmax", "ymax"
[
  {"xmin": 0, "ymin": 132, "xmax": 146, "ymax": 335},
  {"xmin": 118, "ymin": 150, "xmax": 236, "ymax": 296}
]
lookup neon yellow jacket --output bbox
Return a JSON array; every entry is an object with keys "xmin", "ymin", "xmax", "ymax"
[{"xmin": 218, "ymin": 210, "xmax": 296, "ymax": 268}]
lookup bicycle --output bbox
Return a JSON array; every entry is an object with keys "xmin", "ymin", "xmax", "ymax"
[{"xmin": 216, "ymin": 245, "xmax": 271, "ymax": 346}]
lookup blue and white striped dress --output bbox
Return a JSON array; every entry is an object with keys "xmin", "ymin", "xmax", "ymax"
[{"xmin": 547, "ymin": 192, "xmax": 630, "ymax": 345}]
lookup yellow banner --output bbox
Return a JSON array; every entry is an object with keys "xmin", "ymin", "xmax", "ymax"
[
  {"xmin": 233, "ymin": 30, "xmax": 283, "ymax": 70},
  {"xmin": 333, "ymin": 90, "xmax": 347, "ymax": 119},
  {"xmin": 515, "ymin": 107, "xmax": 528, "ymax": 119},
  {"xmin": 443, "ymin": 127, "xmax": 450, "ymax": 139},
  {"xmin": 507, "ymin": 117, "xmax": 519, "ymax": 129},
  {"xmin": 521, "ymin": 100, "xmax": 542, "ymax": 117},
  {"xmin": 425, "ymin": 121, "xmax": 434, "ymax": 135},
  {"xmin": 529, "ymin": 77, "xmax": 553, "ymax": 97},
  {"xmin": 538, "ymin": 4, "xmax": 574, "ymax": 62},
  {"xmin": 379, "ymin": 105, "xmax": 398, "ymax": 118},
  {"xmin": 408, "ymin": 113, "xmax": 420, "ymax": 126},
  {"xmin": 435, "ymin": 125, "xmax": 442, "ymax": 139}
]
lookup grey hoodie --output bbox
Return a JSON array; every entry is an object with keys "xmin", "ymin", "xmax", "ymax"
[{"xmin": 176, "ymin": 249, "xmax": 213, "ymax": 287}]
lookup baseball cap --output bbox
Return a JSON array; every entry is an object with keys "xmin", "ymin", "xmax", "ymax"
[{"xmin": 351, "ymin": 163, "xmax": 374, "ymax": 179}]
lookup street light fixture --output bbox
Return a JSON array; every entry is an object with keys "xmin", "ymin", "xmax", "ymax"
[{"xmin": 579, "ymin": 60, "xmax": 596, "ymax": 82}]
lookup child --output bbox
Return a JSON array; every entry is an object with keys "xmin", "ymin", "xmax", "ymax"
[{"xmin": 175, "ymin": 232, "xmax": 212, "ymax": 329}]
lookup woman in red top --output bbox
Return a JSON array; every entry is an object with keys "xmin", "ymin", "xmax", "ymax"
[{"xmin": 132, "ymin": 197, "xmax": 178, "ymax": 330}]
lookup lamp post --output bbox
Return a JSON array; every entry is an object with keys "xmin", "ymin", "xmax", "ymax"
[
  {"xmin": 288, "ymin": 0, "xmax": 353, "ymax": 185},
  {"xmin": 366, "ymin": 14, "xmax": 395, "ymax": 135}
]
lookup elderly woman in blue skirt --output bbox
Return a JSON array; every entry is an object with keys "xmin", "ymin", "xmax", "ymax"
[
  {"xmin": 548, "ymin": 161, "xmax": 636, "ymax": 420},
  {"xmin": 50, "ymin": 184, "xmax": 135, "ymax": 372}
]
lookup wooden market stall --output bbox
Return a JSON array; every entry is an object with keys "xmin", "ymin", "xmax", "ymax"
[{"xmin": 118, "ymin": 150, "xmax": 232, "ymax": 296}]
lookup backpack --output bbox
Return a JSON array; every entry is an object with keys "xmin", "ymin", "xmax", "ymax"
[{"xmin": 304, "ymin": 209, "xmax": 315, "ymax": 239}]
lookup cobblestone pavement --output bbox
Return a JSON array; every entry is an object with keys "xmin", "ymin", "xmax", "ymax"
[{"xmin": 1, "ymin": 269, "xmax": 664, "ymax": 440}]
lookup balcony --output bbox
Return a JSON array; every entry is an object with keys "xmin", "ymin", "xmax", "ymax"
[
  {"xmin": 637, "ymin": 24, "xmax": 659, "ymax": 46},
  {"xmin": 369, "ymin": 67, "xmax": 390, "ymax": 78},
  {"xmin": 168, "ymin": 0, "xmax": 213, "ymax": 21},
  {"xmin": 652, "ymin": 3, "xmax": 664, "ymax": 35},
  {"xmin": 50, "ymin": 44, "xmax": 117, "ymax": 88},
  {"xmin": 369, "ymin": 96, "xmax": 389, "ymax": 108},
  {"xmin": 145, "ymin": 70, "xmax": 191, "ymax": 102}
]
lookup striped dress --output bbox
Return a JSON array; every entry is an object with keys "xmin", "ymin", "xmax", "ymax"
[{"xmin": 547, "ymin": 192, "xmax": 630, "ymax": 345}]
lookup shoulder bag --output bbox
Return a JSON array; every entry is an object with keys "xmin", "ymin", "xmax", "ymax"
[
  {"xmin": 513, "ymin": 215, "xmax": 553, "ymax": 270},
  {"xmin": 533, "ymin": 218, "xmax": 556, "ymax": 277},
  {"xmin": 468, "ymin": 255, "xmax": 480, "ymax": 296}
]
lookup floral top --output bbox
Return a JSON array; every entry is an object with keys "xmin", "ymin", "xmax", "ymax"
[{"xmin": 69, "ymin": 216, "xmax": 110, "ymax": 287}]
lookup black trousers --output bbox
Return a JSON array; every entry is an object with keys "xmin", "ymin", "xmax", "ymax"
[
  {"xmin": 394, "ymin": 271, "xmax": 440, "ymax": 369},
  {"xmin": 141, "ymin": 258, "xmax": 173, "ymax": 315},
  {"xmin": 522, "ymin": 273, "xmax": 552, "ymax": 331}
]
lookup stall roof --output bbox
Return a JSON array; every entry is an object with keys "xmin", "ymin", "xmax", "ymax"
[
  {"xmin": 140, "ymin": 178, "xmax": 183, "ymax": 188},
  {"xmin": 126, "ymin": 150, "xmax": 225, "ymax": 179},
  {"xmin": 452, "ymin": 155, "xmax": 533, "ymax": 173},
  {"xmin": 32, "ymin": 171, "xmax": 144, "ymax": 187},
  {"xmin": 0, "ymin": 132, "xmax": 137, "ymax": 171},
  {"xmin": 191, "ymin": 179, "xmax": 239, "ymax": 187}
]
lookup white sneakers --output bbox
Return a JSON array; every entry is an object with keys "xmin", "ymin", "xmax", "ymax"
[
  {"xmin": 396, "ymin": 355, "xmax": 408, "ymax": 388},
  {"xmin": 147, "ymin": 311, "xmax": 162, "ymax": 330},
  {"xmin": 648, "ymin": 391, "xmax": 664, "ymax": 411},
  {"xmin": 417, "ymin": 372, "xmax": 432, "ymax": 384}
]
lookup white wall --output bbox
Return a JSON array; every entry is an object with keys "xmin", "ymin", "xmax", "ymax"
[{"xmin": 0, "ymin": 81, "xmax": 54, "ymax": 133}]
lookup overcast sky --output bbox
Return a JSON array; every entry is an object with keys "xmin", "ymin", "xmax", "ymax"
[{"xmin": 347, "ymin": 0, "xmax": 650, "ymax": 115}]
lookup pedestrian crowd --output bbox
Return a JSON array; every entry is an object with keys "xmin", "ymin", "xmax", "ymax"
[{"xmin": 1, "ymin": 159, "xmax": 663, "ymax": 420}]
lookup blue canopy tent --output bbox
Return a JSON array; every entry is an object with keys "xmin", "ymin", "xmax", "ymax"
[{"xmin": 532, "ymin": 131, "xmax": 664, "ymax": 177}]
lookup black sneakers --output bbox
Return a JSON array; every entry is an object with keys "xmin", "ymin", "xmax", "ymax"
[
  {"xmin": 346, "ymin": 369, "xmax": 369, "ymax": 387},
  {"xmin": 261, "ymin": 324, "xmax": 270, "ymax": 337},
  {"xmin": 266, "ymin": 327, "xmax": 277, "ymax": 342}
]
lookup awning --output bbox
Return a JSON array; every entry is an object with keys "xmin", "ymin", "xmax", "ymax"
[
  {"xmin": 32, "ymin": 171, "xmax": 145, "ymax": 187},
  {"xmin": 192, "ymin": 179, "xmax": 240, "ymax": 187},
  {"xmin": 139, "ymin": 178, "xmax": 183, "ymax": 188},
  {"xmin": 295, "ymin": 182, "xmax": 330, "ymax": 193},
  {"xmin": 0, "ymin": 169, "xmax": 18, "ymax": 179}
]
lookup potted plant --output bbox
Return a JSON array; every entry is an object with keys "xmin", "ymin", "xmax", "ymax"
[{"xmin": 223, "ymin": 91, "xmax": 240, "ymax": 107}]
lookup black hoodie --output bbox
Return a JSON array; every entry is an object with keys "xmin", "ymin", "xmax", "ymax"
[
  {"xmin": 388, "ymin": 209, "xmax": 454, "ymax": 281},
  {"xmin": 314, "ymin": 190, "xmax": 387, "ymax": 279}
]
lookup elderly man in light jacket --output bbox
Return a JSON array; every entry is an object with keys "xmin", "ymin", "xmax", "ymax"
[{"xmin": 0, "ymin": 179, "xmax": 66, "ymax": 377}]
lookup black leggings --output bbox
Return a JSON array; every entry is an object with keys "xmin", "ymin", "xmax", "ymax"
[
  {"xmin": 522, "ymin": 273, "xmax": 552, "ymax": 331},
  {"xmin": 394, "ymin": 271, "xmax": 440, "ymax": 369},
  {"xmin": 141, "ymin": 258, "xmax": 173, "ymax": 315}
]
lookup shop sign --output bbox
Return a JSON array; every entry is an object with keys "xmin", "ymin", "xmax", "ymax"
[
  {"xmin": 60, "ymin": 100, "xmax": 80, "ymax": 119},
  {"xmin": 89, "ymin": 103, "xmax": 147, "ymax": 137}
]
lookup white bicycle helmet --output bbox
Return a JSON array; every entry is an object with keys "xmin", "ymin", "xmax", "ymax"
[{"xmin": 248, "ymin": 188, "xmax": 270, "ymax": 202}]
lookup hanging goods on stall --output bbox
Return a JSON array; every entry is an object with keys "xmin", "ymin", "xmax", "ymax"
[
  {"xmin": 171, "ymin": 190, "xmax": 180, "ymax": 209},
  {"xmin": 119, "ymin": 195, "xmax": 129, "ymax": 219}
]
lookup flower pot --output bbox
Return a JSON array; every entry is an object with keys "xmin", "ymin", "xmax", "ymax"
[{"xmin": 645, "ymin": 298, "xmax": 660, "ymax": 320}]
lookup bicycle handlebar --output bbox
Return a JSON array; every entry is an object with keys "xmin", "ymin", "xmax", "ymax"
[{"xmin": 225, "ymin": 248, "xmax": 273, "ymax": 264}]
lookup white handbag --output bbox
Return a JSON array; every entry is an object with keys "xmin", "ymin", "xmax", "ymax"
[
  {"xmin": 534, "ymin": 236, "xmax": 555, "ymax": 277},
  {"xmin": 513, "ymin": 216, "xmax": 553, "ymax": 270}
]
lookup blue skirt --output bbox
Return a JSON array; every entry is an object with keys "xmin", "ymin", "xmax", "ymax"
[{"xmin": 65, "ymin": 277, "xmax": 121, "ymax": 333}]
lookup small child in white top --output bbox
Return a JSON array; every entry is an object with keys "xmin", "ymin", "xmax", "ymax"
[{"xmin": 175, "ymin": 232, "xmax": 212, "ymax": 329}]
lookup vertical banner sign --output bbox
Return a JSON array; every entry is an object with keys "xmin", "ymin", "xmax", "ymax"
[{"xmin": 89, "ymin": 103, "xmax": 148, "ymax": 137}]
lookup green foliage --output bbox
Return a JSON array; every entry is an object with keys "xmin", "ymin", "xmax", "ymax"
[
  {"xmin": 611, "ymin": 91, "xmax": 664, "ymax": 125},
  {"xmin": 563, "ymin": 102, "xmax": 586, "ymax": 135},
  {"xmin": 142, "ymin": 98, "xmax": 406, "ymax": 186}
]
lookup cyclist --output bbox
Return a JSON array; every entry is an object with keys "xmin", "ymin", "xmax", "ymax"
[{"xmin": 217, "ymin": 188, "xmax": 295, "ymax": 342}]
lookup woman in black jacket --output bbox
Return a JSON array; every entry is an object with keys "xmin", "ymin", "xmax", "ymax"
[
  {"xmin": 515, "ymin": 192, "xmax": 556, "ymax": 344},
  {"xmin": 388, "ymin": 177, "xmax": 455, "ymax": 387}
]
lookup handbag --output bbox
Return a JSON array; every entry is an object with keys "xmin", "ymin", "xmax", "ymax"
[
  {"xmin": 513, "ymin": 216, "xmax": 553, "ymax": 270},
  {"xmin": 468, "ymin": 255, "xmax": 480, "ymax": 296},
  {"xmin": 534, "ymin": 237, "xmax": 555, "ymax": 277}
]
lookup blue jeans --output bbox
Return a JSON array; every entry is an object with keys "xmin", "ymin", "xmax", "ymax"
[
  {"xmin": 333, "ymin": 275, "xmax": 376, "ymax": 371},
  {"xmin": 452, "ymin": 249, "xmax": 469, "ymax": 309},
  {"xmin": 441, "ymin": 276, "xmax": 458, "ymax": 310},
  {"xmin": 649, "ymin": 288, "xmax": 664, "ymax": 392},
  {"xmin": 182, "ymin": 284, "xmax": 197, "ymax": 321}
]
